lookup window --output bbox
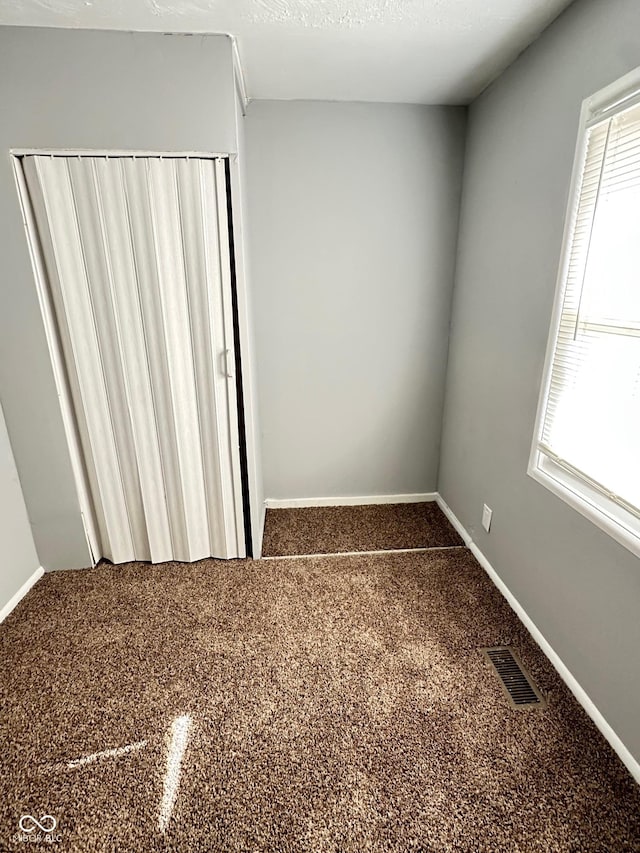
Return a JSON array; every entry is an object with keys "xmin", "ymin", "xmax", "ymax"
[{"xmin": 529, "ymin": 68, "xmax": 640, "ymax": 558}]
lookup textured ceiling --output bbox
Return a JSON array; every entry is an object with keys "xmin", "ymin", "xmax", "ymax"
[{"xmin": 0, "ymin": 0, "xmax": 575, "ymax": 103}]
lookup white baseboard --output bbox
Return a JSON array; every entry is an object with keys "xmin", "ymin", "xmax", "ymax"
[
  {"xmin": 0, "ymin": 565, "xmax": 44, "ymax": 623},
  {"xmin": 435, "ymin": 494, "xmax": 473, "ymax": 546},
  {"xmin": 436, "ymin": 495, "xmax": 640, "ymax": 785},
  {"xmin": 254, "ymin": 503, "xmax": 266, "ymax": 560},
  {"xmin": 265, "ymin": 493, "xmax": 438, "ymax": 509}
]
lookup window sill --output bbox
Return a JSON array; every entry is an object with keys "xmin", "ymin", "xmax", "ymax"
[{"xmin": 528, "ymin": 454, "xmax": 640, "ymax": 560}]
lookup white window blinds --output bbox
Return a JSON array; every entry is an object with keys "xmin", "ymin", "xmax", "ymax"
[{"xmin": 537, "ymin": 99, "xmax": 640, "ymax": 519}]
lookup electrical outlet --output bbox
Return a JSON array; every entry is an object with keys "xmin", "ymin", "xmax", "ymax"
[{"xmin": 482, "ymin": 504, "xmax": 493, "ymax": 532}]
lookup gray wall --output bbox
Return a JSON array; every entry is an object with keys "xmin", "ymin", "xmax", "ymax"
[
  {"xmin": 245, "ymin": 100, "xmax": 465, "ymax": 500},
  {"xmin": 0, "ymin": 404, "xmax": 40, "ymax": 614},
  {"xmin": 439, "ymin": 0, "xmax": 640, "ymax": 762},
  {"xmin": 0, "ymin": 27, "xmax": 237, "ymax": 569}
]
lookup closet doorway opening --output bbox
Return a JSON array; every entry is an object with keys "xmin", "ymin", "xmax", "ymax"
[{"xmin": 14, "ymin": 151, "xmax": 252, "ymax": 565}]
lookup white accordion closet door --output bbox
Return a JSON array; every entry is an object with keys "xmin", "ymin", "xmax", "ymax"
[{"xmin": 22, "ymin": 155, "xmax": 245, "ymax": 563}]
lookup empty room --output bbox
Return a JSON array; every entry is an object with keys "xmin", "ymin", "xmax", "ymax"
[{"xmin": 0, "ymin": 0, "xmax": 639, "ymax": 850}]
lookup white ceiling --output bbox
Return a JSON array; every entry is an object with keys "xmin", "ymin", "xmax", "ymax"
[{"xmin": 0, "ymin": 0, "xmax": 574, "ymax": 104}]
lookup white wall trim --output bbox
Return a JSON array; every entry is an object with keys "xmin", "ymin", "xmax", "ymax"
[
  {"xmin": 436, "ymin": 495, "xmax": 640, "ymax": 785},
  {"xmin": 265, "ymin": 493, "xmax": 438, "ymax": 509},
  {"xmin": 254, "ymin": 503, "xmax": 266, "ymax": 560},
  {"xmin": 229, "ymin": 34, "xmax": 250, "ymax": 115},
  {"xmin": 528, "ymin": 461, "xmax": 640, "ymax": 560},
  {"xmin": 0, "ymin": 566, "xmax": 44, "ymax": 624},
  {"xmin": 226, "ymin": 151, "xmax": 263, "ymax": 561},
  {"xmin": 12, "ymin": 149, "xmax": 233, "ymax": 159}
]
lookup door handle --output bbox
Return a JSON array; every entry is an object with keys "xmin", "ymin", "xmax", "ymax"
[{"xmin": 222, "ymin": 348, "xmax": 234, "ymax": 378}]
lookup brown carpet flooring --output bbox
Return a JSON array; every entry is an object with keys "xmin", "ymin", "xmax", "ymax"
[
  {"xmin": 1, "ymin": 550, "xmax": 639, "ymax": 852},
  {"xmin": 261, "ymin": 502, "xmax": 464, "ymax": 556}
]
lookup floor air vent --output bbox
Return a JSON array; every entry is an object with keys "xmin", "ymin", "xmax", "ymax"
[{"xmin": 481, "ymin": 646, "xmax": 546, "ymax": 710}]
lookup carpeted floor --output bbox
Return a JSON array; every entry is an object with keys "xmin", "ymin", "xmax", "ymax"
[
  {"xmin": 261, "ymin": 502, "xmax": 464, "ymax": 556},
  {"xmin": 1, "ymin": 550, "xmax": 639, "ymax": 852}
]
